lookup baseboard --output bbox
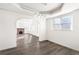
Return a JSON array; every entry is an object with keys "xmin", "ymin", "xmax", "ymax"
[
  {"xmin": 0, "ymin": 47, "xmax": 16, "ymax": 52},
  {"xmin": 48, "ymin": 40, "xmax": 79, "ymax": 52},
  {"xmin": 39, "ymin": 40, "xmax": 49, "ymax": 42}
]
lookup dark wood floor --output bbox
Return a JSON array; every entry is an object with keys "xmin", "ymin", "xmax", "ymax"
[{"xmin": 0, "ymin": 34, "xmax": 79, "ymax": 55}]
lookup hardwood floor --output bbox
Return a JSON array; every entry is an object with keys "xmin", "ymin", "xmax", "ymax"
[{"xmin": 0, "ymin": 34, "xmax": 79, "ymax": 55}]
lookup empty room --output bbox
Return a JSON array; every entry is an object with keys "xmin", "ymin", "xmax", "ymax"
[{"xmin": 0, "ymin": 3, "xmax": 79, "ymax": 55}]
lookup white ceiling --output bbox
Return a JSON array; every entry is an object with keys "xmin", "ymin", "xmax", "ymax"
[
  {"xmin": 18, "ymin": 3, "xmax": 60, "ymax": 12},
  {"xmin": 0, "ymin": 3, "xmax": 79, "ymax": 18},
  {"xmin": 0, "ymin": 3, "xmax": 36, "ymax": 16},
  {"xmin": 0, "ymin": 3, "xmax": 61, "ymax": 15},
  {"xmin": 46, "ymin": 3, "xmax": 79, "ymax": 19}
]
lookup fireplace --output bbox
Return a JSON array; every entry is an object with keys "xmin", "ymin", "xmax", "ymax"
[{"xmin": 17, "ymin": 28, "xmax": 24, "ymax": 35}]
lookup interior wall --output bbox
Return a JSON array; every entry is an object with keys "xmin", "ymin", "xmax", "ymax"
[
  {"xmin": 38, "ymin": 15, "xmax": 46, "ymax": 41},
  {"xmin": 46, "ymin": 9, "xmax": 79, "ymax": 51},
  {"xmin": 0, "ymin": 10, "xmax": 17, "ymax": 50}
]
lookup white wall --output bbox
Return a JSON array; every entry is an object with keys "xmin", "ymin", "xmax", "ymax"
[
  {"xmin": 46, "ymin": 9, "xmax": 79, "ymax": 51},
  {"xmin": 0, "ymin": 10, "xmax": 17, "ymax": 50},
  {"xmin": 38, "ymin": 15, "xmax": 46, "ymax": 41}
]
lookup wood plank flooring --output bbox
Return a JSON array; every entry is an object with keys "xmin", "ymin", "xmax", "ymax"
[{"xmin": 0, "ymin": 34, "xmax": 79, "ymax": 55}]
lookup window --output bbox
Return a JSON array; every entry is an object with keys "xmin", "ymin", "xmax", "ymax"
[
  {"xmin": 53, "ymin": 18, "xmax": 61, "ymax": 30},
  {"xmin": 53, "ymin": 16, "xmax": 73, "ymax": 31}
]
